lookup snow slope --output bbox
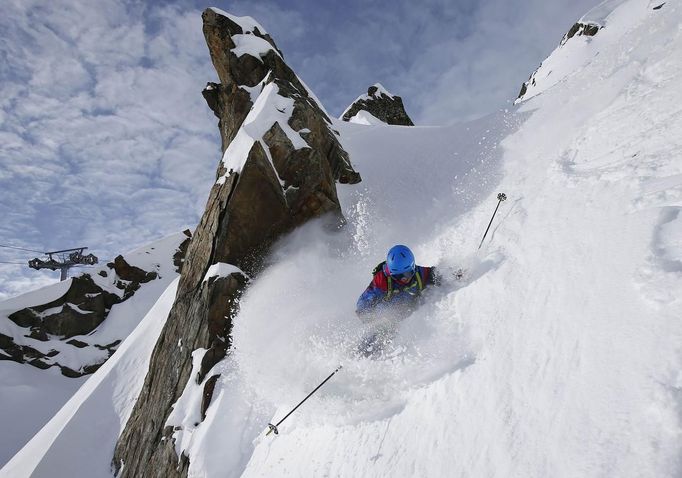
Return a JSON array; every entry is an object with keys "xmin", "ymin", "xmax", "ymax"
[
  {"xmin": 0, "ymin": 362, "xmax": 86, "ymax": 469},
  {"xmin": 0, "ymin": 279, "xmax": 179, "ymax": 478},
  {"xmin": 195, "ymin": 1, "xmax": 680, "ymax": 477},
  {"xmin": 4, "ymin": 0, "xmax": 681, "ymax": 476}
]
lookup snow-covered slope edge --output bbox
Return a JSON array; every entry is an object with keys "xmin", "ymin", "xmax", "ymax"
[
  {"xmin": 514, "ymin": 0, "xmax": 636, "ymax": 102},
  {"xmin": 0, "ymin": 279, "xmax": 179, "ymax": 478}
]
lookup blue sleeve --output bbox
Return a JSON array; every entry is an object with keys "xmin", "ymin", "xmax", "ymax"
[{"xmin": 356, "ymin": 283, "xmax": 385, "ymax": 320}]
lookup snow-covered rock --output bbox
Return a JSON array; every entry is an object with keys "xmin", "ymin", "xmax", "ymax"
[
  {"xmin": 341, "ymin": 83, "xmax": 414, "ymax": 126},
  {"xmin": 0, "ymin": 231, "xmax": 190, "ymax": 378},
  {"xmin": 111, "ymin": 8, "xmax": 361, "ymax": 477}
]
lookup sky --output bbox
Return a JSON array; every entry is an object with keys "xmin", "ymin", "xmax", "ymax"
[{"xmin": 0, "ymin": 0, "xmax": 599, "ymax": 299}]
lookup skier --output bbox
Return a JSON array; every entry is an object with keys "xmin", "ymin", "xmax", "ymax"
[
  {"xmin": 356, "ymin": 245, "xmax": 439, "ymax": 322},
  {"xmin": 355, "ymin": 245, "xmax": 439, "ymax": 355}
]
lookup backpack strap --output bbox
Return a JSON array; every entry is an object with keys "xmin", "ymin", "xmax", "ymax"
[
  {"xmin": 386, "ymin": 267, "xmax": 423, "ymax": 300},
  {"xmin": 386, "ymin": 275, "xmax": 394, "ymax": 300},
  {"xmin": 373, "ymin": 262, "xmax": 424, "ymax": 300}
]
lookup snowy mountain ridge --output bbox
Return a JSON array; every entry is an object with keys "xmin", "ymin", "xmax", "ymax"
[
  {"xmin": 3, "ymin": 0, "xmax": 682, "ymax": 477},
  {"xmin": 515, "ymin": 0, "xmax": 641, "ymax": 102},
  {"xmin": 0, "ymin": 232, "xmax": 188, "ymax": 376},
  {"xmin": 0, "ymin": 231, "xmax": 188, "ymax": 468}
]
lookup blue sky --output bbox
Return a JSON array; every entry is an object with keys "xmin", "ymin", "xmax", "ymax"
[{"xmin": 0, "ymin": 0, "xmax": 598, "ymax": 298}]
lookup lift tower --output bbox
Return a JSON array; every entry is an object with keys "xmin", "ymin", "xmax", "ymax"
[{"xmin": 28, "ymin": 248, "xmax": 98, "ymax": 281}]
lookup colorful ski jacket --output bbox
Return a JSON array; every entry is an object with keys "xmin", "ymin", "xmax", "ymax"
[{"xmin": 356, "ymin": 261, "xmax": 438, "ymax": 321}]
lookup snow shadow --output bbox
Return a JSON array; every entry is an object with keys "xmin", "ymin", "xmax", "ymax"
[{"xmin": 651, "ymin": 206, "xmax": 682, "ymax": 274}]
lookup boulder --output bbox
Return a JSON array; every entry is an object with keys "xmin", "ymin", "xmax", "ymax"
[
  {"xmin": 107, "ymin": 255, "xmax": 158, "ymax": 284},
  {"xmin": 341, "ymin": 83, "xmax": 414, "ymax": 126}
]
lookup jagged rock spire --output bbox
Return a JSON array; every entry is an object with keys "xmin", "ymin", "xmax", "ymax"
[{"xmin": 112, "ymin": 8, "xmax": 360, "ymax": 477}]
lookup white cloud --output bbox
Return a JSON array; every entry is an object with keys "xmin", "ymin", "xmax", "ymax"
[
  {"xmin": 0, "ymin": 0, "xmax": 217, "ymax": 298},
  {"xmin": 0, "ymin": 0, "xmax": 602, "ymax": 298}
]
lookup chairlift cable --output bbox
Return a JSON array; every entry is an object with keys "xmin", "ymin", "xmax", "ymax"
[{"xmin": 0, "ymin": 244, "xmax": 45, "ymax": 254}]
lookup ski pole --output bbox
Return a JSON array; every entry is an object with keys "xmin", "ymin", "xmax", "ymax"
[
  {"xmin": 478, "ymin": 192, "xmax": 507, "ymax": 250},
  {"xmin": 266, "ymin": 364, "xmax": 343, "ymax": 436}
]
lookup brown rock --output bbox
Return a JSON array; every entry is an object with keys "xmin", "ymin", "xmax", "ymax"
[
  {"xmin": 108, "ymin": 255, "xmax": 157, "ymax": 284},
  {"xmin": 200, "ymin": 374, "xmax": 220, "ymax": 422},
  {"xmin": 112, "ymin": 9, "xmax": 361, "ymax": 477}
]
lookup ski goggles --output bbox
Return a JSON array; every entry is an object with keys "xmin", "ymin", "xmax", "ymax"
[{"xmin": 391, "ymin": 270, "xmax": 415, "ymax": 282}]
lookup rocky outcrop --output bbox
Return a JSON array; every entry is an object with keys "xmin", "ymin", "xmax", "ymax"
[
  {"xmin": 112, "ymin": 9, "xmax": 360, "ymax": 477},
  {"xmin": 341, "ymin": 83, "xmax": 414, "ymax": 126},
  {"xmin": 560, "ymin": 21, "xmax": 601, "ymax": 46},
  {"xmin": 517, "ymin": 21, "xmax": 602, "ymax": 100},
  {"xmin": 0, "ymin": 234, "xmax": 190, "ymax": 378},
  {"xmin": 107, "ymin": 255, "xmax": 158, "ymax": 286},
  {"xmin": 173, "ymin": 229, "xmax": 192, "ymax": 273},
  {"xmin": 7, "ymin": 275, "xmax": 120, "ymax": 339}
]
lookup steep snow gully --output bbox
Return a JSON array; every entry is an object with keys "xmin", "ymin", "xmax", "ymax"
[{"xmin": 3, "ymin": 0, "xmax": 682, "ymax": 477}]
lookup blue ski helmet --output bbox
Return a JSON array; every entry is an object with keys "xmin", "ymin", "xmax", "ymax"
[{"xmin": 386, "ymin": 245, "xmax": 415, "ymax": 276}]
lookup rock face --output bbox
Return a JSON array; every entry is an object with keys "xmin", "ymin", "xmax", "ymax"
[
  {"xmin": 0, "ymin": 233, "xmax": 190, "ymax": 377},
  {"xmin": 341, "ymin": 83, "xmax": 414, "ymax": 126},
  {"xmin": 112, "ymin": 9, "xmax": 360, "ymax": 477}
]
